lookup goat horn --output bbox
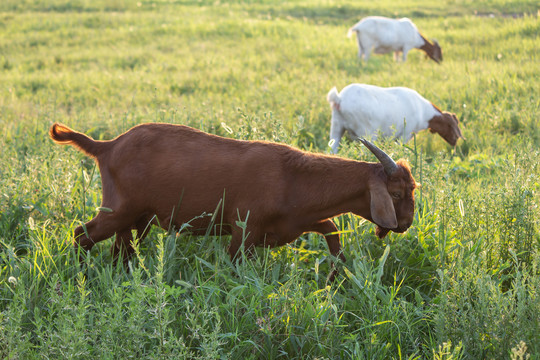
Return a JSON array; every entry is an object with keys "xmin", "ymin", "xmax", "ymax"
[{"xmin": 359, "ymin": 138, "xmax": 399, "ymax": 176}]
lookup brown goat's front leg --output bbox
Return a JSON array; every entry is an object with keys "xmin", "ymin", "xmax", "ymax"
[
  {"xmin": 310, "ymin": 220, "xmax": 346, "ymax": 281},
  {"xmin": 228, "ymin": 225, "xmax": 259, "ymax": 262}
]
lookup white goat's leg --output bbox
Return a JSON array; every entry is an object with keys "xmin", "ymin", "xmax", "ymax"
[
  {"xmin": 363, "ymin": 48, "xmax": 371, "ymax": 62},
  {"xmin": 402, "ymin": 49, "xmax": 410, "ymax": 62},
  {"xmin": 355, "ymin": 35, "xmax": 363, "ymax": 60},
  {"xmin": 329, "ymin": 115, "xmax": 345, "ymax": 154}
]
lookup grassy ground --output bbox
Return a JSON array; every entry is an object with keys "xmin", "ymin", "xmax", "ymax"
[{"xmin": 1, "ymin": 0, "xmax": 539, "ymax": 358}]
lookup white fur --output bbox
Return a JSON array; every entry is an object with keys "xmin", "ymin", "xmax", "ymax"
[
  {"xmin": 327, "ymin": 84, "xmax": 440, "ymax": 154},
  {"xmin": 348, "ymin": 16, "xmax": 425, "ymax": 62}
]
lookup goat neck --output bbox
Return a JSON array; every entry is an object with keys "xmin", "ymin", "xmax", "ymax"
[{"xmin": 284, "ymin": 154, "xmax": 375, "ymax": 220}]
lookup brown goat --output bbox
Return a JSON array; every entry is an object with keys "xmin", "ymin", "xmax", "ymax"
[{"xmin": 50, "ymin": 122, "xmax": 417, "ymax": 279}]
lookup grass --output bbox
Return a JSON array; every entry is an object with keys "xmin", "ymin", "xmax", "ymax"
[{"xmin": 0, "ymin": 0, "xmax": 539, "ymax": 358}]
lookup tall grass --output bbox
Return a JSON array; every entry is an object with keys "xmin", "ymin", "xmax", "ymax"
[{"xmin": 1, "ymin": 0, "xmax": 539, "ymax": 358}]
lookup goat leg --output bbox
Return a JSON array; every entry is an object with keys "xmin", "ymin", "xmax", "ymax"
[{"xmin": 310, "ymin": 219, "xmax": 346, "ymax": 281}]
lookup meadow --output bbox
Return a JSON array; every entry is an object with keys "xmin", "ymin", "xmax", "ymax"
[{"xmin": 0, "ymin": 0, "xmax": 539, "ymax": 358}]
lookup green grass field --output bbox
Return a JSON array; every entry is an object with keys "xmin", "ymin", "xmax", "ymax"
[{"xmin": 1, "ymin": 0, "xmax": 539, "ymax": 358}]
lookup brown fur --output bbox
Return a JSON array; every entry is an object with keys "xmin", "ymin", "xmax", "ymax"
[
  {"xmin": 427, "ymin": 110, "xmax": 464, "ymax": 146},
  {"xmin": 50, "ymin": 122, "xmax": 417, "ymax": 279},
  {"xmin": 419, "ymin": 35, "xmax": 442, "ymax": 63}
]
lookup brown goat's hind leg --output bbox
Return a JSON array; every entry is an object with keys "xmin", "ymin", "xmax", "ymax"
[
  {"xmin": 310, "ymin": 220, "xmax": 346, "ymax": 281},
  {"xmin": 112, "ymin": 228, "xmax": 135, "ymax": 266},
  {"xmin": 135, "ymin": 216, "xmax": 155, "ymax": 241},
  {"xmin": 74, "ymin": 211, "xmax": 135, "ymax": 261},
  {"xmin": 112, "ymin": 216, "xmax": 155, "ymax": 267}
]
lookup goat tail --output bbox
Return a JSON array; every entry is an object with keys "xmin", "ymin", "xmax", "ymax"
[
  {"xmin": 326, "ymin": 87, "xmax": 341, "ymax": 111},
  {"xmin": 49, "ymin": 123, "xmax": 106, "ymax": 158},
  {"xmin": 347, "ymin": 24, "xmax": 359, "ymax": 38}
]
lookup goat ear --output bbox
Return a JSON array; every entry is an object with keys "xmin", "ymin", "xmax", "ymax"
[{"xmin": 369, "ymin": 180, "xmax": 398, "ymax": 229}]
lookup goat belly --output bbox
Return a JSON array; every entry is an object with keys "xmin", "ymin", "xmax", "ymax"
[{"xmin": 373, "ymin": 45, "xmax": 395, "ymax": 54}]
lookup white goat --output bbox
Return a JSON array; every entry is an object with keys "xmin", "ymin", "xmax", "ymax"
[
  {"xmin": 327, "ymin": 84, "xmax": 464, "ymax": 154},
  {"xmin": 348, "ymin": 16, "xmax": 442, "ymax": 63}
]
